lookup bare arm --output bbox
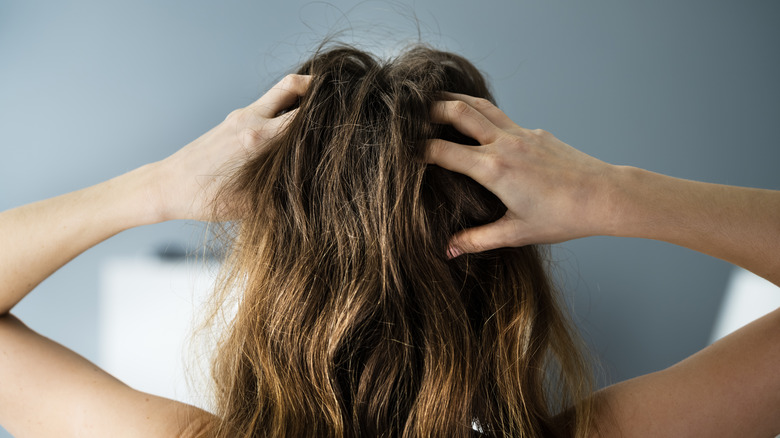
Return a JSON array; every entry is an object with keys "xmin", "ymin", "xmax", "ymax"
[
  {"xmin": 0, "ymin": 314, "xmax": 211, "ymax": 438},
  {"xmin": 426, "ymin": 93, "xmax": 779, "ymax": 285},
  {"xmin": 608, "ymin": 166, "xmax": 780, "ymax": 286},
  {"xmin": 426, "ymin": 92, "xmax": 780, "ymax": 436},
  {"xmin": 592, "ymin": 306, "xmax": 780, "ymax": 437},
  {"xmin": 0, "ymin": 74, "xmax": 311, "ymax": 437},
  {"xmin": 0, "ymin": 165, "xmax": 159, "ymax": 315},
  {"xmin": 1, "ymin": 74, "xmax": 311, "ymax": 314}
]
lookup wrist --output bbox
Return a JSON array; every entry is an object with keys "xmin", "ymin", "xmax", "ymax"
[
  {"xmin": 114, "ymin": 162, "xmax": 170, "ymax": 226},
  {"xmin": 602, "ymin": 165, "xmax": 682, "ymax": 240},
  {"xmin": 597, "ymin": 164, "xmax": 642, "ymax": 238}
]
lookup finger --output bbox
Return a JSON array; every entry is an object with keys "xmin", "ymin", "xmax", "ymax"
[
  {"xmin": 447, "ymin": 216, "xmax": 521, "ymax": 258},
  {"xmin": 426, "ymin": 139, "xmax": 493, "ymax": 183},
  {"xmin": 441, "ymin": 91, "xmax": 519, "ymax": 130},
  {"xmin": 430, "ymin": 100, "xmax": 498, "ymax": 145},
  {"xmin": 249, "ymin": 74, "xmax": 312, "ymax": 118},
  {"xmin": 262, "ymin": 108, "xmax": 299, "ymax": 137}
]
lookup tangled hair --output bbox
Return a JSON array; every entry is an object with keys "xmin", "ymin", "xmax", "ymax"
[{"xmin": 200, "ymin": 44, "xmax": 594, "ymax": 437}]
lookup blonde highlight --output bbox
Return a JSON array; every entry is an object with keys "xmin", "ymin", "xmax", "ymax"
[{"xmin": 198, "ymin": 44, "xmax": 594, "ymax": 437}]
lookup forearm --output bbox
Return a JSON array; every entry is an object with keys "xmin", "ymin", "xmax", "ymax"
[
  {"xmin": 0, "ymin": 164, "xmax": 163, "ymax": 314},
  {"xmin": 607, "ymin": 165, "xmax": 780, "ymax": 285},
  {"xmin": 0, "ymin": 75, "xmax": 311, "ymax": 315}
]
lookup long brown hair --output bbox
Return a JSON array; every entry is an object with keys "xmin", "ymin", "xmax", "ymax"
[{"xmin": 199, "ymin": 44, "xmax": 594, "ymax": 437}]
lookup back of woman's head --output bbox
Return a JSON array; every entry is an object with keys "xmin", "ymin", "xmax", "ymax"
[{"xmin": 204, "ymin": 44, "xmax": 593, "ymax": 438}]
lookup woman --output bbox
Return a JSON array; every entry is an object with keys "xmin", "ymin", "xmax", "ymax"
[{"xmin": 0, "ymin": 45, "xmax": 778, "ymax": 437}]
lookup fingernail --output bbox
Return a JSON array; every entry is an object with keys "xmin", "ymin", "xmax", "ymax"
[{"xmin": 446, "ymin": 245, "xmax": 463, "ymax": 259}]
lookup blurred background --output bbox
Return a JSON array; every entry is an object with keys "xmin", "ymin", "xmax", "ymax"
[{"xmin": 1, "ymin": 0, "xmax": 779, "ymax": 435}]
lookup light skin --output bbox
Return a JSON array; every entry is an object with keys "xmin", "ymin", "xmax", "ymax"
[
  {"xmin": 0, "ymin": 74, "xmax": 311, "ymax": 437},
  {"xmin": 427, "ymin": 92, "xmax": 780, "ymax": 437},
  {"xmin": 1, "ymin": 78, "xmax": 777, "ymax": 436}
]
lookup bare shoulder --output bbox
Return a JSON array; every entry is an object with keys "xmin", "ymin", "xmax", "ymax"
[
  {"xmin": 589, "ymin": 307, "xmax": 780, "ymax": 437},
  {"xmin": 101, "ymin": 393, "xmax": 215, "ymax": 438},
  {"xmin": 0, "ymin": 313, "xmax": 215, "ymax": 437}
]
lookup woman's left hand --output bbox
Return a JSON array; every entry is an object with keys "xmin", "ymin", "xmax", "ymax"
[{"xmin": 152, "ymin": 74, "xmax": 311, "ymax": 222}]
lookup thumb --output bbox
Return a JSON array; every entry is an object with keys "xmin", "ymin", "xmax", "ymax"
[{"xmin": 447, "ymin": 216, "xmax": 520, "ymax": 258}]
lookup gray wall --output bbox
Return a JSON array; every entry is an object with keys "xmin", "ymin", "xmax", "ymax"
[{"xmin": 1, "ymin": 0, "xmax": 778, "ymax": 434}]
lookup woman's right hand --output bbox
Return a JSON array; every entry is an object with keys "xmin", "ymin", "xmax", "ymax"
[
  {"xmin": 428, "ymin": 93, "xmax": 780, "ymax": 288},
  {"xmin": 427, "ymin": 92, "xmax": 619, "ymax": 257},
  {"xmin": 428, "ymin": 95, "xmax": 780, "ymax": 438}
]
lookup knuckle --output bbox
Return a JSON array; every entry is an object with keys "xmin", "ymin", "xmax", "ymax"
[
  {"xmin": 427, "ymin": 139, "xmax": 443, "ymax": 156},
  {"xmin": 503, "ymin": 133, "xmax": 529, "ymax": 152},
  {"xmin": 480, "ymin": 153, "xmax": 505, "ymax": 180},
  {"xmin": 453, "ymin": 233, "xmax": 474, "ymax": 253},
  {"xmin": 281, "ymin": 73, "xmax": 307, "ymax": 91},
  {"xmin": 463, "ymin": 234, "xmax": 487, "ymax": 254},
  {"xmin": 450, "ymin": 100, "xmax": 472, "ymax": 116},
  {"xmin": 239, "ymin": 127, "xmax": 263, "ymax": 145},
  {"xmin": 532, "ymin": 128, "xmax": 549, "ymax": 137},
  {"xmin": 471, "ymin": 97, "xmax": 493, "ymax": 111},
  {"xmin": 280, "ymin": 74, "xmax": 296, "ymax": 87},
  {"xmin": 225, "ymin": 108, "xmax": 245, "ymax": 122}
]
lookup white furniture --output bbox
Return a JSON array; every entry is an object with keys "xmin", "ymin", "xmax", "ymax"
[
  {"xmin": 98, "ymin": 256, "xmax": 220, "ymax": 410},
  {"xmin": 710, "ymin": 267, "xmax": 780, "ymax": 343}
]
